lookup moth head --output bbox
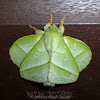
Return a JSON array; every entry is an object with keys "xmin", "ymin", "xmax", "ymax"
[
  {"xmin": 49, "ymin": 24, "xmax": 59, "ymax": 32},
  {"xmin": 44, "ymin": 14, "xmax": 65, "ymax": 34},
  {"xmin": 29, "ymin": 14, "xmax": 65, "ymax": 34}
]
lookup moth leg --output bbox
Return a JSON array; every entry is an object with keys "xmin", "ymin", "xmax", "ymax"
[
  {"xmin": 59, "ymin": 16, "xmax": 65, "ymax": 34},
  {"xmin": 44, "ymin": 14, "xmax": 52, "ymax": 31},
  {"xmin": 29, "ymin": 25, "xmax": 44, "ymax": 34}
]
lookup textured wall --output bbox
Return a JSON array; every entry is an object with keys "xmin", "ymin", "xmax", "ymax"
[{"xmin": 0, "ymin": 0, "xmax": 100, "ymax": 24}]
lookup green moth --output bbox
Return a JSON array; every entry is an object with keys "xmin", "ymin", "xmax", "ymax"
[{"xmin": 9, "ymin": 14, "xmax": 92, "ymax": 87}]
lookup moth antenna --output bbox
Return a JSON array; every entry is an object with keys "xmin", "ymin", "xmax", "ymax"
[
  {"xmin": 43, "ymin": 14, "xmax": 52, "ymax": 31},
  {"xmin": 50, "ymin": 14, "xmax": 52, "ymax": 24},
  {"xmin": 59, "ymin": 16, "xmax": 65, "ymax": 26},
  {"xmin": 29, "ymin": 25, "xmax": 38, "ymax": 31},
  {"xmin": 58, "ymin": 16, "xmax": 65, "ymax": 34}
]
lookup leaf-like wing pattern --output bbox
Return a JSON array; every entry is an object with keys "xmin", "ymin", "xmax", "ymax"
[
  {"xmin": 63, "ymin": 36, "xmax": 92, "ymax": 72},
  {"xmin": 10, "ymin": 34, "xmax": 42, "ymax": 67},
  {"xmin": 10, "ymin": 34, "xmax": 50, "ymax": 83},
  {"xmin": 9, "ymin": 15, "xmax": 92, "ymax": 86},
  {"xmin": 47, "ymin": 36, "xmax": 79, "ymax": 84}
]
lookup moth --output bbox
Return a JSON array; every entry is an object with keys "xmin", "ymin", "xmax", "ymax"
[{"xmin": 9, "ymin": 14, "xmax": 92, "ymax": 87}]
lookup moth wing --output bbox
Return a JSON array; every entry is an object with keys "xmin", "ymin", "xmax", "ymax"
[
  {"xmin": 63, "ymin": 36, "xmax": 92, "ymax": 72},
  {"xmin": 10, "ymin": 34, "xmax": 42, "ymax": 67},
  {"xmin": 10, "ymin": 34, "xmax": 49, "ymax": 82},
  {"xmin": 48, "ymin": 37, "xmax": 79, "ymax": 84}
]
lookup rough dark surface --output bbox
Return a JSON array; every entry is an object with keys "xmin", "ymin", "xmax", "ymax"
[
  {"xmin": 0, "ymin": 0, "xmax": 100, "ymax": 24},
  {"xmin": 0, "ymin": 25, "xmax": 100, "ymax": 100}
]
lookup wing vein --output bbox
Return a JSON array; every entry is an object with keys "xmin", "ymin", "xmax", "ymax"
[
  {"xmin": 63, "ymin": 37, "xmax": 79, "ymax": 71},
  {"xmin": 17, "ymin": 44, "xmax": 27, "ymax": 54},
  {"xmin": 52, "ymin": 62, "xmax": 77, "ymax": 76},
  {"xmin": 20, "ymin": 62, "xmax": 49, "ymax": 72},
  {"xmin": 75, "ymin": 50, "xmax": 87, "ymax": 58},
  {"xmin": 19, "ymin": 35, "xmax": 42, "ymax": 67}
]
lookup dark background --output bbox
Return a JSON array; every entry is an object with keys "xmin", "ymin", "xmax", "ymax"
[{"xmin": 0, "ymin": 0, "xmax": 100, "ymax": 100}]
